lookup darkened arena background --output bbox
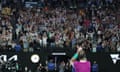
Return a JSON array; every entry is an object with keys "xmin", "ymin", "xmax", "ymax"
[{"xmin": 0, "ymin": 48, "xmax": 120, "ymax": 72}]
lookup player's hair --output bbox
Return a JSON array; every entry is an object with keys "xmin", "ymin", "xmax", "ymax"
[{"xmin": 78, "ymin": 50, "xmax": 86, "ymax": 60}]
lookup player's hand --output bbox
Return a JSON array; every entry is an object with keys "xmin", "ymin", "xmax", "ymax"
[{"xmin": 77, "ymin": 46, "xmax": 82, "ymax": 53}]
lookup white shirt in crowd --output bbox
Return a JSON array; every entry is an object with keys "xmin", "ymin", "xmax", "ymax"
[
  {"xmin": 42, "ymin": 36, "xmax": 47, "ymax": 45},
  {"xmin": 117, "ymin": 43, "xmax": 120, "ymax": 52}
]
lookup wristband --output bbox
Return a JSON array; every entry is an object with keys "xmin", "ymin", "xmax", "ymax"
[{"xmin": 73, "ymin": 53, "xmax": 78, "ymax": 59}]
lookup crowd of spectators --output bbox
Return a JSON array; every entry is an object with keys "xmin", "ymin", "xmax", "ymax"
[{"xmin": 0, "ymin": 0, "xmax": 120, "ymax": 52}]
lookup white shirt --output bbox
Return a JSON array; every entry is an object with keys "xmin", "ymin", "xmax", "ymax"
[{"xmin": 42, "ymin": 37, "xmax": 47, "ymax": 45}]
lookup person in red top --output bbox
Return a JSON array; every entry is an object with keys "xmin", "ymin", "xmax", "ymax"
[{"xmin": 70, "ymin": 42, "xmax": 91, "ymax": 72}]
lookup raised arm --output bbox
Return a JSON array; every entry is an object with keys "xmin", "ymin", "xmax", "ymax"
[{"xmin": 70, "ymin": 46, "xmax": 82, "ymax": 66}]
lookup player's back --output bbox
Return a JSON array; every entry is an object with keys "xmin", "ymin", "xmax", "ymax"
[{"xmin": 74, "ymin": 61, "xmax": 91, "ymax": 72}]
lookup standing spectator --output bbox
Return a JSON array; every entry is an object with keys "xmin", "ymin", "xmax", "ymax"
[
  {"xmin": 59, "ymin": 61, "xmax": 65, "ymax": 72},
  {"xmin": 64, "ymin": 62, "xmax": 71, "ymax": 72},
  {"xmin": 14, "ymin": 43, "xmax": 22, "ymax": 52},
  {"xmin": 42, "ymin": 32, "xmax": 48, "ymax": 48},
  {"xmin": 92, "ymin": 61, "xmax": 99, "ymax": 72},
  {"xmin": 96, "ymin": 42, "xmax": 104, "ymax": 52},
  {"xmin": 47, "ymin": 59, "xmax": 55, "ymax": 72}
]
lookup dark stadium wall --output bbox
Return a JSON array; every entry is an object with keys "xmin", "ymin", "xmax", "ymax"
[{"xmin": 0, "ymin": 51, "xmax": 120, "ymax": 72}]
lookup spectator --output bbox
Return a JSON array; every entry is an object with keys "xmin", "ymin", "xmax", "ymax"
[
  {"xmin": 14, "ymin": 43, "xmax": 22, "ymax": 52},
  {"xmin": 36, "ymin": 63, "xmax": 46, "ymax": 72},
  {"xmin": 96, "ymin": 42, "xmax": 104, "ymax": 52},
  {"xmin": 47, "ymin": 59, "xmax": 55, "ymax": 72},
  {"xmin": 42, "ymin": 32, "xmax": 48, "ymax": 48},
  {"xmin": 59, "ymin": 61, "xmax": 65, "ymax": 72},
  {"xmin": 92, "ymin": 61, "xmax": 99, "ymax": 72}
]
